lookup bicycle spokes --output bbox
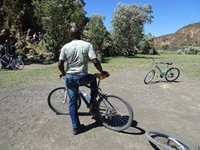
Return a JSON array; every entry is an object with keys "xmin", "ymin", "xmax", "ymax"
[{"xmin": 98, "ymin": 95, "xmax": 133, "ymax": 131}]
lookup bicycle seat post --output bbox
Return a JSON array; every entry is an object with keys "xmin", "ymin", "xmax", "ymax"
[{"xmin": 97, "ymin": 79, "xmax": 101, "ymax": 87}]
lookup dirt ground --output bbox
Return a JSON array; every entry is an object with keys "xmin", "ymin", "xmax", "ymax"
[{"xmin": 0, "ymin": 64, "xmax": 200, "ymax": 150}]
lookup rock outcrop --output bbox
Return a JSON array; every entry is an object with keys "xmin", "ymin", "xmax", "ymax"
[{"xmin": 154, "ymin": 22, "xmax": 200, "ymax": 47}]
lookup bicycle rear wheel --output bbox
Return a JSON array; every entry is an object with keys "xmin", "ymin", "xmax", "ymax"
[
  {"xmin": 48, "ymin": 87, "xmax": 81, "ymax": 115},
  {"xmin": 0, "ymin": 62, "xmax": 2, "ymax": 70},
  {"xmin": 165, "ymin": 67, "xmax": 180, "ymax": 82},
  {"xmin": 145, "ymin": 131, "xmax": 191, "ymax": 150},
  {"xmin": 144, "ymin": 70, "xmax": 155, "ymax": 84},
  {"xmin": 15, "ymin": 59, "xmax": 24, "ymax": 70},
  {"xmin": 97, "ymin": 95, "xmax": 133, "ymax": 131}
]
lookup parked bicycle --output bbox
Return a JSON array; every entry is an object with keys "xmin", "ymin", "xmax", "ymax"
[
  {"xmin": 144, "ymin": 58, "xmax": 180, "ymax": 84},
  {"xmin": 48, "ymin": 73, "xmax": 133, "ymax": 131},
  {"xmin": 145, "ymin": 131, "xmax": 191, "ymax": 150},
  {"xmin": 0, "ymin": 54, "xmax": 24, "ymax": 70}
]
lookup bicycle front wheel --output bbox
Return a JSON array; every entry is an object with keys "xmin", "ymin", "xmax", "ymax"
[
  {"xmin": 15, "ymin": 59, "xmax": 24, "ymax": 70},
  {"xmin": 165, "ymin": 67, "xmax": 180, "ymax": 82},
  {"xmin": 144, "ymin": 70, "xmax": 155, "ymax": 84},
  {"xmin": 145, "ymin": 131, "xmax": 191, "ymax": 150},
  {"xmin": 97, "ymin": 95, "xmax": 133, "ymax": 131},
  {"xmin": 47, "ymin": 87, "xmax": 81, "ymax": 115}
]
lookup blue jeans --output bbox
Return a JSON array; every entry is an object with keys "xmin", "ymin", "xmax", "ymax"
[{"xmin": 65, "ymin": 74, "xmax": 97, "ymax": 128}]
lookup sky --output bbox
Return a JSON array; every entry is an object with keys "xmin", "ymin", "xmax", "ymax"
[{"xmin": 84, "ymin": 0, "xmax": 200, "ymax": 37}]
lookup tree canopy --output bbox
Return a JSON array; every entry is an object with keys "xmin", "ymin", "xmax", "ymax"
[
  {"xmin": 33, "ymin": 0, "xmax": 86, "ymax": 60},
  {"xmin": 83, "ymin": 15, "xmax": 107, "ymax": 52},
  {"xmin": 0, "ymin": 1, "xmax": 156, "ymax": 61},
  {"xmin": 111, "ymin": 3, "xmax": 153, "ymax": 56}
]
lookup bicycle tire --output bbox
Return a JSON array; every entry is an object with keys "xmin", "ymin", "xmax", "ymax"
[
  {"xmin": 48, "ymin": 87, "xmax": 81, "ymax": 115},
  {"xmin": 144, "ymin": 70, "xmax": 155, "ymax": 84},
  {"xmin": 145, "ymin": 131, "xmax": 191, "ymax": 150},
  {"xmin": 165, "ymin": 67, "xmax": 180, "ymax": 82},
  {"xmin": 15, "ymin": 59, "xmax": 24, "ymax": 70},
  {"xmin": 9, "ymin": 59, "xmax": 17, "ymax": 69},
  {"xmin": 0, "ymin": 62, "xmax": 2, "ymax": 70},
  {"xmin": 97, "ymin": 95, "xmax": 133, "ymax": 131}
]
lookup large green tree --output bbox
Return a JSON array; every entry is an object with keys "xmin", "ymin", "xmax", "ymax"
[
  {"xmin": 33, "ymin": 0, "xmax": 86, "ymax": 60},
  {"xmin": 0, "ymin": 0, "xmax": 34, "ymax": 32},
  {"xmin": 83, "ymin": 15, "xmax": 107, "ymax": 53},
  {"xmin": 139, "ymin": 33, "xmax": 157, "ymax": 54},
  {"xmin": 111, "ymin": 3, "xmax": 153, "ymax": 56}
]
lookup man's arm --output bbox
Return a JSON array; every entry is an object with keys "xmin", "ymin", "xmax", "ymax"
[
  {"xmin": 91, "ymin": 58, "xmax": 109, "ymax": 75},
  {"xmin": 58, "ymin": 60, "xmax": 66, "ymax": 78}
]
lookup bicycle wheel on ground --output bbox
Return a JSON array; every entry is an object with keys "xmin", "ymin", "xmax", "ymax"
[
  {"xmin": 48, "ymin": 87, "xmax": 81, "ymax": 115},
  {"xmin": 145, "ymin": 131, "xmax": 191, "ymax": 150},
  {"xmin": 144, "ymin": 70, "xmax": 155, "ymax": 84},
  {"xmin": 9, "ymin": 59, "xmax": 17, "ymax": 69},
  {"xmin": 97, "ymin": 95, "xmax": 133, "ymax": 131},
  {"xmin": 0, "ymin": 62, "xmax": 2, "ymax": 70},
  {"xmin": 15, "ymin": 59, "xmax": 24, "ymax": 70},
  {"xmin": 165, "ymin": 67, "xmax": 180, "ymax": 82}
]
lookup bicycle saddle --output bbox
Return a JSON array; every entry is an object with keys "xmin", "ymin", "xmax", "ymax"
[
  {"xmin": 166, "ymin": 61, "xmax": 173, "ymax": 65},
  {"xmin": 160, "ymin": 61, "xmax": 173, "ymax": 65}
]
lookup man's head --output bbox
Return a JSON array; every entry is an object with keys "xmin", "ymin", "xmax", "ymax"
[{"xmin": 69, "ymin": 27, "xmax": 81, "ymax": 40}]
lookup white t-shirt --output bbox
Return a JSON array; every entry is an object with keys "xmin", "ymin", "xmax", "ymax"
[{"xmin": 59, "ymin": 40, "xmax": 97, "ymax": 74}]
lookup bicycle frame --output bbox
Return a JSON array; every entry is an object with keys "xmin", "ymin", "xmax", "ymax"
[
  {"xmin": 62, "ymin": 76, "xmax": 108, "ymax": 109},
  {"xmin": 79, "ymin": 78, "xmax": 108, "ymax": 108},
  {"xmin": 151, "ymin": 58, "xmax": 171, "ymax": 78},
  {"xmin": 0, "ymin": 55, "xmax": 9, "ymax": 66}
]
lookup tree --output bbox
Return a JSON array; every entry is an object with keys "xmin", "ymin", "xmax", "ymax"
[
  {"xmin": 33, "ymin": 0, "xmax": 86, "ymax": 60},
  {"xmin": 111, "ymin": 3, "xmax": 153, "ymax": 56},
  {"xmin": 139, "ymin": 33, "xmax": 158, "ymax": 54},
  {"xmin": 83, "ymin": 15, "xmax": 107, "ymax": 53},
  {"xmin": 0, "ymin": 0, "xmax": 37, "ymax": 47}
]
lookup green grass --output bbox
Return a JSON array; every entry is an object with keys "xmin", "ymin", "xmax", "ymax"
[
  {"xmin": 0, "ymin": 64, "xmax": 58, "ymax": 88},
  {"xmin": 97, "ymin": 54, "xmax": 200, "ymax": 80},
  {"xmin": 0, "ymin": 54, "xmax": 199, "ymax": 87}
]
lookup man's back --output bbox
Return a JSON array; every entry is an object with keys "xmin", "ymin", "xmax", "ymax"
[{"xmin": 59, "ymin": 40, "xmax": 96, "ymax": 75}]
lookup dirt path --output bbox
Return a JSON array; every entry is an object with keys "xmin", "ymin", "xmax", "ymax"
[{"xmin": 0, "ymin": 66, "xmax": 200, "ymax": 150}]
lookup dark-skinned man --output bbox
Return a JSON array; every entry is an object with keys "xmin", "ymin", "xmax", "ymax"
[{"xmin": 58, "ymin": 26, "xmax": 109, "ymax": 135}]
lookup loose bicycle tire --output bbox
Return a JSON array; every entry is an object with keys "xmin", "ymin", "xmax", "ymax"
[
  {"xmin": 145, "ymin": 131, "xmax": 191, "ymax": 150},
  {"xmin": 48, "ymin": 87, "xmax": 81, "ymax": 115},
  {"xmin": 165, "ymin": 67, "xmax": 180, "ymax": 82},
  {"xmin": 144, "ymin": 70, "xmax": 155, "ymax": 84},
  {"xmin": 97, "ymin": 95, "xmax": 133, "ymax": 131}
]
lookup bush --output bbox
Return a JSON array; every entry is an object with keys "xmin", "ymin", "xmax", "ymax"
[{"xmin": 184, "ymin": 46, "xmax": 200, "ymax": 55}]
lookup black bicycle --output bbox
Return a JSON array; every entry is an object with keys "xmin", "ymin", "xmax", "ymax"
[
  {"xmin": 0, "ymin": 54, "xmax": 24, "ymax": 70},
  {"xmin": 48, "ymin": 73, "xmax": 133, "ymax": 131}
]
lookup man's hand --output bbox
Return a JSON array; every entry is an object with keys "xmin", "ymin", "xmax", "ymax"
[
  {"xmin": 59, "ymin": 73, "xmax": 65, "ymax": 79},
  {"xmin": 101, "ymin": 71, "xmax": 109, "ymax": 77}
]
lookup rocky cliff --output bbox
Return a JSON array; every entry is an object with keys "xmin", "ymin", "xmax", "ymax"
[{"xmin": 153, "ymin": 22, "xmax": 200, "ymax": 47}]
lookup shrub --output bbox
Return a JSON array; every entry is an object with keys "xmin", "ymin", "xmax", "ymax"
[{"xmin": 184, "ymin": 46, "xmax": 200, "ymax": 55}]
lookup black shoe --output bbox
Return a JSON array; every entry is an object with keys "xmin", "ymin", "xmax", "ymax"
[{"xmin": 73, "ymin": 124, "xmax": 85, "ymax": 135}]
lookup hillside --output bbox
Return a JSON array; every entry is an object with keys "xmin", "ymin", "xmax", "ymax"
[{"xmin": 153, "ymin": 22, "xmax": 200, "ymax": 48}]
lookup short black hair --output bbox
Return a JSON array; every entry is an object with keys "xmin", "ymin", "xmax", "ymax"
[{"xmin": 69, "ymin": 27, "xmax": 80, "ymax": 39}]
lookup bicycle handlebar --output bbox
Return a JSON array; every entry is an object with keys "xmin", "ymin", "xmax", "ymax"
[{"xmin": 94, "ymin": 73, "xmax": 109, "ymax": 80}]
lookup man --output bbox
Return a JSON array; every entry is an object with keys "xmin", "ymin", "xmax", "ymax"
[
  {"xmin": 58, "ymin": 26, "xmax": 109, "ymax": 135},
  {"xmin": 3, "ymin": 40, "xmax": 11, "ymax": 57},
  {"xmin": 3, "ymin": 39, "xmax": 12, "ymax": 68}
]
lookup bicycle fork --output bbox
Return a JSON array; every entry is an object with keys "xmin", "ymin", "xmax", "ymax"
[{"xmin": 100, "ymin": 95, "xmax": 117, "ymax": 118}]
